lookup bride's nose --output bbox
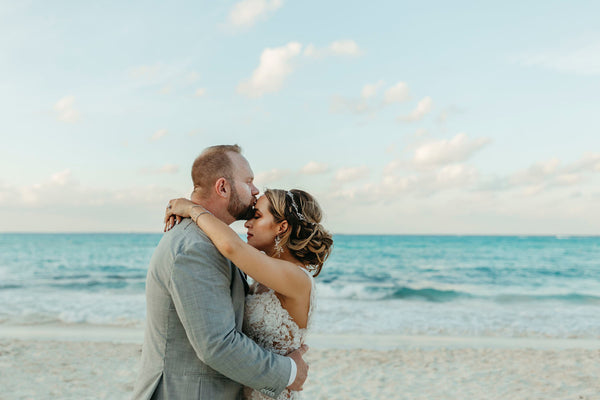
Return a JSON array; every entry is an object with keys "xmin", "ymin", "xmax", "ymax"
[{"xmin": 244, "ymin": 220, "xmax": 251, "ymax": 228}]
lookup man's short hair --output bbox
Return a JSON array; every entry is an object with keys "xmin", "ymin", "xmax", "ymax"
[{"xmin": 191, "ymin": 144, "xmax": 242, "ymax": 198}]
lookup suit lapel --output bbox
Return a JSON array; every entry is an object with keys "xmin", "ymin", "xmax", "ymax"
[{"xmin": 238, "ymin": 267, "xmax": 249, "ymax": 294}]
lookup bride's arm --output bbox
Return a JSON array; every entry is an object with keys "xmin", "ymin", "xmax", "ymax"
[{"xmin": 165, "ymin": 198, "xmax": 310, "ymax": 299}]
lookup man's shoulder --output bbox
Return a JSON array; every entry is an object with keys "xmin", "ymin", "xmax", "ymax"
[{"xmin": 169, "ymin": 220, "xmax": 226, "ymax": 261}]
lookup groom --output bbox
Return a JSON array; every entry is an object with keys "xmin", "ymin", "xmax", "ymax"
[{"xmin": 132, "ymin": 145, "xmax": 308, "ymax": 399}]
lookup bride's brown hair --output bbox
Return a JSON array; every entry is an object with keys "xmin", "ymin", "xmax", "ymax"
[{"xmin": 263, "ymin": 189, "xmax": 333, "ymax": 277}]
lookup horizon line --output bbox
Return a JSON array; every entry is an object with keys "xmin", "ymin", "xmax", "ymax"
[{"xmin": 1, "ymin": 231, "xmax": 599, "ymax": 237}]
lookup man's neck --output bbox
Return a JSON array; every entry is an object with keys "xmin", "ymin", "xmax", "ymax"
[{"xmin": 190, "ymin": 195, "xmax": 234, "ymax": 225}]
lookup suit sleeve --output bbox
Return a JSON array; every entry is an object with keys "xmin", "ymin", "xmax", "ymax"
[{"xmin": 169, "ymin": 238, "xmax": 291, "ymax": 398}]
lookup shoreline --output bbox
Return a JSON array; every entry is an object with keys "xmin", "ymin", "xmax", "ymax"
[
  {"xmin": 2, "ymin": 334, "xmax": 599, "ymax": 399},
  {"xmin": 2, "ymin": 323, "xmax": 600, "ymax": 350}
]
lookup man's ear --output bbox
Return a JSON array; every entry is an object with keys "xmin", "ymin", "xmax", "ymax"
[
  {"xmin": 215, "ymin": 178, "xmax": 229, "ymax": 198},
  {"xmin": 278, "ymin": 221, "xmax": 289, "ymax": 235}
]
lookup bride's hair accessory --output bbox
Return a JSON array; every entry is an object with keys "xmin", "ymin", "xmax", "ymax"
[
  {"xmin": 286, "ymin": 191, "xmax": 310, "ymax": 223},
  {"xmin": 274, "ymin": 235, "xmax": 283, "ymax": 257}
]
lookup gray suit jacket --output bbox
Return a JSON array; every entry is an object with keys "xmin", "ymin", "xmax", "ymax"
[{"xmin": 132, "ymin": 219, "xmax": 291, "ymax": 400}]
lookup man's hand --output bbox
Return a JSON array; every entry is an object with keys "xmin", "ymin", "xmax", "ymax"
[{"xmin": 286, "ymin": 344, "xmax": 309, "ymax": 391}]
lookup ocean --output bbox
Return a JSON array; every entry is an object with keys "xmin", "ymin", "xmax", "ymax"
[{"xmin": 1, "ymin": 233, "xmax": 599, "ymax": 339}]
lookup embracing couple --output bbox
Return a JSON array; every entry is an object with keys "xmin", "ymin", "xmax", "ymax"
[{"xmin": 132, "ymin": 145, "xmax": 333, "ymax": 400}]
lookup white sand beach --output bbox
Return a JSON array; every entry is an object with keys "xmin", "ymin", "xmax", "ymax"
[{"xmin": 1, "ymin": 325, "xmax": 599, "ymax": 399}]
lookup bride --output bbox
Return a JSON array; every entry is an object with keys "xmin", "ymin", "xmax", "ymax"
[{"xmin": 165, "ymin": 188, "xmax": 333, "ymax": 400}]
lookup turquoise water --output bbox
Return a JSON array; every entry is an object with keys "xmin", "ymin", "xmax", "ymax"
[{"xmin": 1, "ymin": 233, "xmax": 600, "ymax": 338}]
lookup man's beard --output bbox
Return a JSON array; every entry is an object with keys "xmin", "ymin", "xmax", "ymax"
[{"xmin": 228, "ymin": 185, "xmax": 255, "ymax": 220}]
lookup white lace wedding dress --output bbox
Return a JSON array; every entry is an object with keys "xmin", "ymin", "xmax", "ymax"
[{"xmin": 242, "ymin": 268, "xmax": 315, "ymax": 400}]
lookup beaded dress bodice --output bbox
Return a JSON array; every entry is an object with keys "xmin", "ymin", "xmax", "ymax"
[{"xmin": 242, "ymin": 268, "xmax": 315, "ymax": 400}]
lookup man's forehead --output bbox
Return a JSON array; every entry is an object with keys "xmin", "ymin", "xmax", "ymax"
[{"xmin": 228, "ymin": 152, "xmax": 253, "ymax": 177}]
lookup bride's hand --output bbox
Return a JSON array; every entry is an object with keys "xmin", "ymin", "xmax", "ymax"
[{"xmin": 164, "ymin": 198, "xmax": 196, "ymax": 232}]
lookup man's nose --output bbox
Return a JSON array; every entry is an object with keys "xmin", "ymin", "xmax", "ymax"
[{"xmin": 250, "ymin": 183, "xmax": 259, "ymax": 196}]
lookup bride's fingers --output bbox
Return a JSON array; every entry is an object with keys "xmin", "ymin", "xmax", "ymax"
[
  {"xmin": 298, "ymin": 344, "xmax": 309, "ymax": 355},
  {"xmin": 176, "ymin": 215, "xmax": 182, "ymax": 224},
  {"xmin": 164, "ymin": 208, "xmax": 176, "ymax": 224},
  {"xmin": 164, "ymin": 200, "xmax": 176, "ymax": 221}
]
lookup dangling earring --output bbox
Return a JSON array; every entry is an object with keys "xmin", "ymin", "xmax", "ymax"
[{"xmin": 274, "ymin": 235, "xmax": 283, "ymax": 258}]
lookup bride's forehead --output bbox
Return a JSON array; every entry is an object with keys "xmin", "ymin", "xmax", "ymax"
[{"xmin": 256, "ymin": 196, "xmax": 271, "ymax": 210}]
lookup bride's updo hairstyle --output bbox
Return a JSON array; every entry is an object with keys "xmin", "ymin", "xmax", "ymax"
[{"xmin": 263, "ymin": 189, "xmax": 333, "ymax": 277}]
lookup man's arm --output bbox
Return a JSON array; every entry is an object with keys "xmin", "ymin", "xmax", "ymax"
[{"xmin": 169, "ymin": 238, "xmax": 293, "ymax": 398}]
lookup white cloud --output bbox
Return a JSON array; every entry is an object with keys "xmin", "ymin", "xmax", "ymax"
[
  {"xmin": 383, "ymin": 159, "xmax": 403, "ymax": 176},
  {"xmin": 304, "ymin": 40, "xmax": 362, "ymax": 58},
  {"xmin": 510, "ymin": 158, "xmax": 561, "ymax": 185},
  {"xmin": 150, "ymin": 129, "xmax": 168, "ymax": 141},
  {"xmin": 435, "ymin": 164, "xmax": 479, "ymax": 187},
  {"xmin": 522, "ymin": 184, "xmax": 546, "ymax": 197},
  {"xmin": 129, "ymin": 63, "xmax": 201, "ymax": 92},
  {"xmin": 518, "ymin": 41, "xmax": 600, "ymax": 75},
  {"xmin": 255, "ymin": 168, "xmax": 289, "ymax": 185},
  {"xmin": 129, "ymin": 64, "xmax": 163, "ymax": 80},
  {"xmin": 228, "ymin": 0, "xmax": 283, "ymax": 28},
  {"xmin": 398, "ymin": 96, "xmax": 432, "ymax": 122},
  {"xmin": 51, "ymin": 169, "xmax": 73, "ymax": 185},
  {"xmin": 300, "ymin": 161, "xmax": 329, "ymax": 175},
  {"xmin": 0, "ymin": 172, "xmax": 195, "ymax": 231},
  {"xmin": 140, "ymin": 164, "xmax": 179, "ymax": 175},
  {"xmin": 10, "ymin": 169, "xmax": 77, "ymax": 205},
  {"xmin": 384, "ymin": 82, "xmax": 410, "ymax": 104},
  {"xmin": 328, "ymin": 171, "xmax": 422, "ymax": 204},
  {"xmin": 332, "ymin": 81, "xmax": 411, "ymax": 116},
  {"xmin": 237, "ymin": 42, "xmax": 302, "ymax": 98},
  {"xmin": 194, "ymin": 88, "xmax": 206, "ymax": 97},
  {"xmin": 54, "ymin": 96, "xmax": 79, "ymax": 123},
  {"xmin": 330, "ymin": 80, "xmax": 385, "ymax": 115},
  {"xmin": 412, "ymin": 133, "xmax": 491, "ymax": 167},
  {"xmin": 0, "ymin": 181, "xmax": 13, "ymax": 204},
  {"xmin": 303, "ymin": 44, "xmax": 317, "ymax": 58},
  {"xmin": 329, "ymin": 40, "xmax": 362, "ymax": 56},
  {"xmin": 414, "ymin": 128, "xmax": 428, "ymax": 137},
  {"xmin": 12, "ymin": 169, "xmax": 78, "ymax": 206},
  {"xmin": 564, "ymin": 152, "xmax": 600, "ymax": 174},
  {"xmin": 328, "ymin": 184, "xmax": 380, "ymax": 204},
  {"xmin": 0, "ymin": 170, "xmax": 182, "ymax": 210},
  {"xmin": 507, "ymin": 153, "xmax": 600, "ymax": 191},
  {"xmin": 187, "ymin": 72, "xmax": 200, "ymax": 83},
  {"xmin": 332, "ymin": 145, "xmax": 593, "ymax": 208},
  {"xmin": 160, "ymin": 164, "xmax": 179, "ymax": 174},
  {"xmin": 330, "ymin": 95, "xmax": 369, "ymax": 114},
  {"xmin": 555, "ymin": 173, "xmax": 582, "ymax": 186},
  {"xmin": 361, "ymin": 80, "xmax": 384, "ymax": 100},
  {"xmin": 380, "ymin": 160, "xmax": 479, "ymax": 197},
  {"xmin": 335, "ymin": 166, "xmax": 370, "ymax": 183},
  {"xmin": 160, "ymin": 85, "xmax": 173, "ymax": 94},
  {"xmin": 436, "ymin": 105, "xmax": 462, "ymax": 125}
]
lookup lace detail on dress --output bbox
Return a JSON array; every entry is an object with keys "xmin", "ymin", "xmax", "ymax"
[{"xmin": 242, "ymin": 268, "xmax": 316, "ymax": 400}]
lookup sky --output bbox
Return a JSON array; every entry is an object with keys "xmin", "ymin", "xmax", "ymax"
[{"xmin": 1, "ymin": 0, "xmax": 599, "ymax": 234}]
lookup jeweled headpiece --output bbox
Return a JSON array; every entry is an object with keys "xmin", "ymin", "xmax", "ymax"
[{"xmin": 286, "ymin": 191, "xmax": 306, "ymax": 221}]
